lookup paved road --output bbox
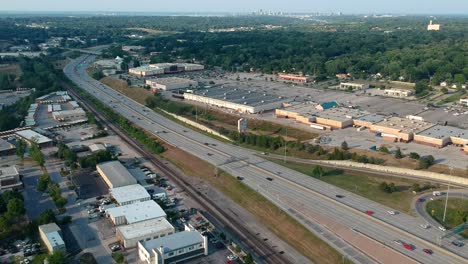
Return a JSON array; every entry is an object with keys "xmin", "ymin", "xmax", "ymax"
[{"xmin": 65, "ymin": 55, "xmax": 468, "ymax": 264}]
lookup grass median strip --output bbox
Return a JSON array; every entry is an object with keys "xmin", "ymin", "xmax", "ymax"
[{"xmin": 162, "ymin": 146, "xmax": 351, "ymax": 264}]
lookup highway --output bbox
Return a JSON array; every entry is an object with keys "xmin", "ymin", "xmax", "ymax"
[{"xmin": 65, "ymin": 55, "xmax": 468, "ymax": 264}]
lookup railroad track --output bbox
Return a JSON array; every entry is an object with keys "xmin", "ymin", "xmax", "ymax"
[{"xmin": 66, "ymin": 86, "xmax": 291, "ymax": 264}]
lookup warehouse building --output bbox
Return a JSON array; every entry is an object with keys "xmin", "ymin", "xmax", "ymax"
[
  {"xmin": 315, "ymin": 101, "xmax": 338, "ymax": 111},
  {"xmin": 96, "ymin": 161, "xmax": 137, "ymax": 189},
  {"xmin": 38, "ymin": 223, "xmax": 66, "ymax": 253},
  {"xmin": 278, "ymin": 74, "xmax": 312, "ymax": 83},
  {"xmin": 339, "ymin": 82, "xmax": 369, "ymax": 91},
  {"xmin": 460, "ymin": 98, "xmax": 468, "ymax": 107},
  {"xmin": 106, "ymin": 200, "xmax": 166, "ymax": 226},
  {"xmin": 129, "ymin": 63, "xmax": 204, "ymax": 77},
  {"xmin": 383, "ymin": 88, "xmax": 414, "ymax": 98},
  {"xmin": 15, "ymin": 129, "xmax": 53, "ymax": 148},
  {"xmin": 370, "ymin": 117, "xmax": 434, "ymax": 142},
  {"xmin": 184, "ymin": 87, "xmax": 292, "ymax": 114},
  {"xmin": 146, "ymin": 77, "xmax": 198, "ymax": 92},
  {"xmin": 414, "ymin": 125, "xmax": 468, "ymax": 148},
  {"xmin": 0, "ymin": 138, "xmax": 16, "ymax": 156},
  {"xmin": 117, "ymin": 217, "xmax": 175, "ymax": 248},
  {"xmin": 138, "ymin": 230, "xmax": 208, "ymax": 264},
  {"xmin": 0, "ymin": 166, "xmax": 22, "ymax": 191},
  {"xmin": 110, "ymin": 184, "xmax": 151, "ymax": 206},
  {"xmin": 52, "ymin": 109, "xmax": 86, "ymax": 122},
  {"xmin": 353, "ymin": 114, "xmax": 387, "ymax": 129}
]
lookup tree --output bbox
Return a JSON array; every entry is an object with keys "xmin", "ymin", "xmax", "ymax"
[
  {"xmin": 341, "ymin": 141, "xmax": 349, "ymax": 150},
  {"xmin": 312, "ymin": 166, "xmax": 325, "ymax": 178},
  {"xmin": 394, "ymin": 148, "xmax": 403, "ymax": 159},
  {"xmin": 36, "ymin": 209, "xmax": 56, "ymax": 225},
  {"xmin": 378, "ymin": 146, "xmax": 390, "ymax": 154},
  {"xmin": 16, "ymin": 139, "xmax": 27, "ymax": 159},
  {"xmin": 29, "ymin": 140, "xmax": 45, "ymax": 167},
  {"xmin": 6, "ymin": 198, "xmax": 25, "ymax": 218},
  {"xmin": 244, "ymin": 253, "xmax": 254, "ymax": 264},
  {"xmin": 411, "ymin": 183, "xmax": 421, "ymax": 192},
  {"xmin": 79, "ymin": 253, "xmax": 98, "ymax": 264},
  {"xmin": 409, "ymin": 152, "xmax": 420, "ymax": 160},
  {"xmin": 112, "ymin": 252, "xmax": 125, "ymax": 264},
  {"xmin": 419, "ymin": 155, "xmax": 435, "ymax": 169},
  {"xmin": 37, "ymin": 174, "xmax": 51, "ymax": 192},
  {"xmin": 48, "ymin": 251, "xmax": 66, "ymax": 264}
]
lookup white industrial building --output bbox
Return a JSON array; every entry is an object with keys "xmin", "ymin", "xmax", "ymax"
[
  {"xmin": 129, "ymin": 63, "xmax": 204, "ymax": 77},
  {"xmin": 138, "ymin": 230, "xmax": 208, "ymax": 264},
  {"xmin": 117, "ymin": 218, "xmax": 175, "ymax": 248},
  {"xmin": 88, "ymin": 143, "xmax": 106, "ymax": 153},
  {"xmin": 106, "ymin": 200, "xmax": 166, "ymax": 226},
  {"xmin": 146, "ymin": 77, "xmax": 198, "ymax": 92},
  {"xmin": 96, "ymin": 161, "xmax": 137, "ymax": 189},
  {"xmin": 184, "ymin": 87, "xmax": 292, "ymax": 114},
  {"xmin": 110, "ymin": 184, "xmax": 151, "ymax": 206},
  {"xmin": 38, "ymin": 223, "xmax": 66, "ymax": 253},
  {"xmin": 0, "ymin": 166, "xmax": 22, "ymax": 191},
  {"xmin": 15, "ymin": 129, "xmax": 53, "ymax": 147},
  {"xmin": 383, "ymin": 88, "xmax": 414, "ymax": 97},
  {"xmin": 52, "ymin": 108, "xmax": 86, "ymax": 121},
  {"xmin": 339, "ymin": 82, "xmax": 369, "ymax": 90}
]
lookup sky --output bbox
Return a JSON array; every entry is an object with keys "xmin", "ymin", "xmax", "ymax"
[{"xmin": 1, "ymin": 0, "xmax": 468, "ymax": 14}]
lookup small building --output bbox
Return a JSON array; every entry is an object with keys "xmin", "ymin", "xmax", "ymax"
[
  {"xmin": 38, "ymin": 223, "xmax": 66, "ymax": 253},
  {"xmin": 427, "ymin": 20, "xmax": 441, "ymax": 31},
  {"xmin": 335, "ymin": 73, "xmax": 349, "ymax": 79},
  {"xmin": 138, "ymin": 230, "xmax": 208, "ymax": 264},
  {"xmin": 315, "ymin": 101, "xmax": 338, "ymax": 111},
  {"xmin": 278, "ymin": 74, "xmax": 312, "ymax": 83},
  {"xmin": 383, "ymin": 88, "xmax": 414, "ymax": 98},
  {"xmin": 339, "ymin": 82, "xmax": 369, "ymax": 91},
  {"xmin": 106, "ymin": 200, "xmax": 166, "ymax": 226},
  {"xmin": 96, "ymin": 161, "xmax": 138, "ymax": 189},
  {"xmin": 0, "ymin": 138, "xmax": 16, "ymax": 156},
  {"xmin": 0, "ymin": 166, "xmax": 22, "ymax": 191},
  {"xmin": 69, "ymin": 101, "xmax": 80, "ymax": 109},
  {"xmin": 414, "ymin": 125, "xmax": 468, "ymax": 148},
  {"xmin": 52, "ymin": 109, "xmax": 86, "ymax": 122},
  {"xmin": 110, "ymin": 184, "xmax": 151, "ymax": 206},
  {"xmin": 146, "ymin": 77, "xmax": 198, "ymax": 92},
  {"xmin": 15, "ymin": 129, "xmax": 53, "ymax": 148},
  {"xmin": 460, "ymin": 98, "xmax": 468, "ymax": 107},
  {"xmin": 117, "ymin": 218, "xmax": 175, "ymax": 249},
  {"xmin": 371, "ymin": 117, "xmax": 435, "ymax": 142},
  {"xmin": 88, "ymin": 143, "xmax": 106, "ymax": 153}
]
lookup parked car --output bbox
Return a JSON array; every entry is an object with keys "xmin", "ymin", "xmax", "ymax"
[
  {"xmin": 438, "ymin": 226, "xmax": 446, "ymax": 232},
  {"xmin": 387, "ymin": 210, "xmax": 396, "ymax": 215}
]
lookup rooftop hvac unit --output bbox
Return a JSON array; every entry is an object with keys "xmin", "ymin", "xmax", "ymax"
[
  {"xmin": 243, "ymin": 102, "xmax": 247, "ymax": 105},
  {"xmin": 242, "ymin": 96, "xmax": 246, "ymax": 99},
  {"xmin": 263, "ymin": 93, "xmax": 267, "ymax": 96},
  {"xmin": 261, "ymin": 100, "xmax": 265, "ymax": 103}
]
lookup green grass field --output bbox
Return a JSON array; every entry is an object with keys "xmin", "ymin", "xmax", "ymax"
[{"xmin": 426, "ymin": 198, "xmax": 468, "ymax": 237}]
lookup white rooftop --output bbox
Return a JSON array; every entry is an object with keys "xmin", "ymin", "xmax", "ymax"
[
  {"xmin": 142, "ymin": 230, "xmax": 204, "ymax": 253},
  {"xmin": 15, "ymin": 130, "xmax": 52, "ymax": 144},
  {"xmin": 118, "ymin": 218, "xmax": 174, "ymax": 240},
  {"xmin": 0, "ymin": 166, "xmax": 19, "ymax": 178},
  {"xmin": 110, "ymin": 184, "xmax": 150, "ymax": 204},
  {"xmin": 106, "ymin": 200, "xmax": 166, "ymax": 224},
  {"xmin": 45, "ymin": 231, "xmax": 65, "ymax": 248},
  {"xmin": 96, "ymin": 161, "xmax": 137, "ymax": 188}
]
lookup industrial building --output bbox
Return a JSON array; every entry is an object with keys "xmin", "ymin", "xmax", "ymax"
[
  {"xmin": 146, "ymin": 77, "xmax": 198, "ymax": 92},
  {"xmin": 427, "ymin": 20, "xmax": 441, "ymax": 31},
  {"xmin": 15, "ymin": 129, "xmax": 53, "ymax": 147},
  {"xmin": 414, "ymin": 125, "xmax": 468, "ymax": 148},
  {"xmin": 110, "ymin": 184, "xmax": 151, "ymax": 206},
  {"xmin": 117, "ymin": 218, "xmax": 175, "ymax": 248},
  {"xmin": 138, "ymin": 230, "xmax": 208, "ymax": 264},
  {"xmin": 353, "ymin": 114, "xmax": 387, "ymax": 129},
  {"xmin": 38, "ymin": 223, "xmax": 66, "ymax": 253},
  {"xmin": 106, "ymin": 200, "xmax": 166, "ymax": 226},
  {"xmin": 315, "ymin": 101, "xmax": 338, "ymax": 111},
  {"xmin": 52, "ymin": 109, "xmax": 86, "ymax": 122},
  {"xmin": 278, "ymin": 74, "xmax": 312, "ymax": 83},
  {"xmin": 184, "ymin": 87, "xmax": 292, "ymax": 114},
  {"xmin": 129, "ymin": 63, "xmax": 204, "ymax": 77},
  {"xmin": 0, "ymin": 166, "xmax": 22, "ymax": 191},
  {"xmin": 370, "ymin": 116, "xmax": 434, "ymax": 142},
  {"xmin": 88, "ymin": 143, "xmax": 106, "ymax": 153},
  {"xmin": 96, "ymin": 161, "xmax": 137, "ymax": 189},
  {"xmin": 339, "ymin": 82, "xmax": 369, "ymax": 91},
  {"xmin": 383, "ymin": 88, "xmax": 414, "ymax": 97},
  {"xmin": 0, "ymin": 138, "xmax": 16, "ymax": 156}
]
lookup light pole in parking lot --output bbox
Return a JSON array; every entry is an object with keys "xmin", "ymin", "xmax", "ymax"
[{"xmin": 442, "ymin": 167, "xmax": 453, "ymax": 223}]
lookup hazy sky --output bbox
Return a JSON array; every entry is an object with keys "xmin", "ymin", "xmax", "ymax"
[{"xmin": 2, "ymin": 0, "xmax": 468, "ymax": 14}]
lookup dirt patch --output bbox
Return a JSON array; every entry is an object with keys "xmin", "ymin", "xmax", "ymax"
[
  {"xmin": 0, "ymin": 64, "xmax": 21, "ymax": 75},
  {"xmin": 100, "ymin": 77, "xmax": 153, "ymax": 104},
  {"xmin": 162, "ymin": 146, "xmax": 344, "ymax": 264}
]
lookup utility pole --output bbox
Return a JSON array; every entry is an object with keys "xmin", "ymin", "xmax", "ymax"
[
  {"xmin": 283, "ymin": 127, "xmax": 288, "ymax": 163},
  {"xmin": 443, "ymin": 167, "xmax": 453, "ymax": 222}
]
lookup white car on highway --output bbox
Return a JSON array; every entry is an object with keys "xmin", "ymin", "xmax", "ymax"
[
  {"xmin": 420, "ymin": 224, "xmax": 430, "ymax": 229},
  {"xmin": 438, "ymin": 226, "xmax": 446, "ymax": 231},
  {"xmin": 387, "ymin": 210, "xmax": 396, "ymax": 215}
]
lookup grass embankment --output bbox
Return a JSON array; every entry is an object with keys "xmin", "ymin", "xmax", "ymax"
[
  {"xmin": 100, "ymin": 77, "xmax": 153, "ymax": 104},
  {"xmin": 426, "ymin": 198, "xmax": 468, "ymax": 238},
  {"xmin": 162, "ymin": 146, "xmax": 348, "ymax": 264},
  {"xmin": 269, "ymin": 159, "xmax": 432, "ymax": 214},
  {"xmin": 437, "ymin": 92, "xmax": 462, "ymax": 105}
]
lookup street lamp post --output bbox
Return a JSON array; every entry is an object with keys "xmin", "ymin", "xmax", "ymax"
[{"xmin": 442, "ymin": 167, "xmax": 453, "ymax": 223}]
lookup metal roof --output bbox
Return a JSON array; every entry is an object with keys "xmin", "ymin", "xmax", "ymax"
[
  {"xmin": 417, "ymin": 125, "xmax": 468, "ymax": 140},
  {"xmin": 96, "ymin": 161, "xmax": 137, "ymax": 188},
  {"xmin": 118, "ymin": 218, "xmax": 174, "ymax": 240},
  {"xmin": 0, "ymin": 138, "xmax": 15, "ymax": 152},
  {"xmin": 0, "ymin": 166, "xmax": 18, "ymax": 178},
  {"xmin": 356, "ymin": 113, "xmax": 387, "ymax": 124},
  {"xmin": 142, "ymin": 230, "xmax": 204, "ymax": 253},
  {"xmin": 106, "ymin": 200, "xmax": 166, "ymax": 224},
  {"xmin": 15, "ymin": 129, "xmax": 52, "ymax": 144},
  {"xmin": 110, "ymin": 184, "xmax": 150, "ymax": 204}
]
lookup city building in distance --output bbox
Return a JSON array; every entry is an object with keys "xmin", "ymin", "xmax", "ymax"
[
  {"xmin": 339, "ymin": 82, "xmax": 369, "ymax": 91},
  {"xmin": 129, "ymin": 63, "xmax": 204, "ymax": 77}
]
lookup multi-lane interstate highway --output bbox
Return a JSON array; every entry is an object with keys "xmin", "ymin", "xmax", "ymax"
[{"xmin": 65, "ymin": 55, "xmax": 468, "ymax": 264}]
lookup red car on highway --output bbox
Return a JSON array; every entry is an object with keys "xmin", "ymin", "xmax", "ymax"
[
  {"xmin": 403, "ymin": 244, "xmax": 414, "ymax": 251},
  {"xmin": 365, "ymin": 210, "xmax": 374, "ymax": 215},
  {"xmin": 423, "ymin": 249, "xmax": 433, "ymax": 255}
]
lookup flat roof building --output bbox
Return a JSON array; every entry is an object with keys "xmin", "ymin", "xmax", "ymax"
[
  {"xmin": 315, "ymin": 101, "xmax": 338, "ymax": 111},
  {"xmin": 278, "ymin": 74, "xmax": 312, "ymax": 83},
  {"xmin": 353, "ymin": 114, "xmax": 387, "ymax": 129},
  {"xmin": 384, "ymin": 88, "xmax": 414, "ymax": 98},
  {"xmin": 371, "ymin": 117, "xmax": 435, "ymax": 142},
  {"xmin": 0, "ymin": 166, "xmax": 22, "ymax": 191},
  {"xmin": 414, "ymin": 125, "xmax": 468, "ymax": 148},
  {"xmin": 15, "ymin": 129, "xmax": 53, "ymax": 147},
  {"xmin": 38, "ymin": 223, "xmax": 66, "ymax": 253},
  {"xmin": 129, "ymin": 63, "xmax": 204, "ymax": 77},
  {"xmin": 427, "ymin": 20, "xmax": 441, "ymax": 31},
  {"xmin": 339, "ymin": 82, "xmax": 369, "ymax": 91},
  {"xmin": 96, "ymin": 161, "xmax": 137, "ymax": 189},
  {"xmin": 138, "ymin": 230, "xmax": 208, "ymax": 264},
  {"xmin": 89, "ymin": 143, "xmax": 106, "ymax": 153},
  {"xmin": 106, "ymin": 200, "xmax": 166, "ymax": 226},
  {"xmin": 110, "ymin": 184, "xmax": 151, "ymax": 206},
  {"xmin": 0, "ymin": 138, "xmax": 16, "ymax": 156},
  {"xmin": 117, "ymin": 218, "xmax": 175, "ymax": 249},
  {"xmin": 52, "ymin": 109, "xmax": 86, "ymax": 122},
  {"xmin": 146, "ymin": 77, "xmax": 198, "ymax": 92},
  {"xmin": 184, "ymin": 86, "xmax": 292, "ymax": 114}
]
